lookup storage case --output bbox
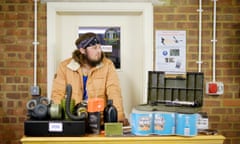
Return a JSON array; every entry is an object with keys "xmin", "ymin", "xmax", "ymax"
[
  {"xmin": 24, "ymin": 120, "xmax": 86, "ymax": 136},
  {"xmin": 136, "ymin": 71, "xmax": 204, "ymax": 113}
]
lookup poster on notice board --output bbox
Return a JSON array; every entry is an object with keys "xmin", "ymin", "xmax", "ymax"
[{"xmin": 155, "ymin": 30, "xmax": 186, "ymax": 74}]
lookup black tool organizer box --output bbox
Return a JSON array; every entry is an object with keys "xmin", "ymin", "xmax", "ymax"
[
  {"xmin": 136, "ymin": 71, "xmax": 204, "ymax": 113},
  {"xmin": 24, "ymin": 120, "xmax": 85, "ymax": 136}
]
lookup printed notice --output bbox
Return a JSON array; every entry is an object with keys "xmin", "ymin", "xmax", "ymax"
[{"xmin": 155, "ymin": 30, "xmax": 186, "ymax": 73}]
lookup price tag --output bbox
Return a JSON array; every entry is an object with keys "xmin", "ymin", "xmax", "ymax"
[{"xmin": 49, "ymin": 122, "xmax": 63, "ymax": 132}]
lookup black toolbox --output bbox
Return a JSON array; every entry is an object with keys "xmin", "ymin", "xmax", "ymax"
[
  {"xmin": 135, "ymin": 71, "xmax": 204, "ymax": 113},
  {"xmin": 24, "ymin": 120, "xmax": 85, "ymax": 136}
]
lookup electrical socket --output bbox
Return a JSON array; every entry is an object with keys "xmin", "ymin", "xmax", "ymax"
[
  {"xmin": 206, "ymin": 82, "xmax": 224, "ymax": 95},
  {"xmin": 30, "ymin": 85, "xmax": 40, "ymax": 96}
]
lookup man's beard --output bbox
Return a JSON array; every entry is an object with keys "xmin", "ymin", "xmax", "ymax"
[{"xmin": 83, "ymin": 51, "xmax": 104, "ymax": 67}]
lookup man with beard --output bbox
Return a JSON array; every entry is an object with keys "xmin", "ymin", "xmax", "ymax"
[{"xmin": 51, "ymin": 32, "xmax": 128, "ymax": 125}]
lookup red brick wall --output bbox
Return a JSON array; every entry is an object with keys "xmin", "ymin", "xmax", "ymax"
[
  {"xmin": 0, "ymin": 0, "xmax": 239, "ymax": 144},
  {"xmin": 0, "ymin": 0, "xmax": 47, "ymax": 143},
  {"xmin": 154, "ymin": 0, "xmax": 240, "ymax": 144}
]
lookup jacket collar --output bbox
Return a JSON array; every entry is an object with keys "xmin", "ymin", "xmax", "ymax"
[{"xmin": 67, "ymin": 59, "xmax": 104, "ymax": 71}]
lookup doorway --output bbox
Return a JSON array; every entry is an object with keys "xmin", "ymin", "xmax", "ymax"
[{"xmin": 47, "ymin": 2, "xmax": 153, "ymax": 118}]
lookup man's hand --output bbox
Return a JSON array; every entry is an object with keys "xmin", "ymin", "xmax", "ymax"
[{"xmin": 119, "ymin": 118, "xmax": 129, "ymax": 126}]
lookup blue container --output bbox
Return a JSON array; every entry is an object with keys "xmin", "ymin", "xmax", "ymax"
[
  {"xmin": 175, "ymin": 113, "xmax": 197, "ymax": 136},
  {"xmin": 131, "ymin": 112, "xmax": 153, "ymax": 136},
  {"xmin": 153, "ymin": 112, "xmax": 175, "ymax": 135}
]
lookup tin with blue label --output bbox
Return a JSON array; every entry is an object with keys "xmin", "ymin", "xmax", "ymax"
[
  {"xmin": 153, "ymin": 112, "xmax": 175, "ymax": 135},
  {"xmin": 131, "ymin": 112, "xmax": 153, "ymax": 136},
  {"xmin": 175, "ymin": 113, "xmax": 197, "ymax": 136}
]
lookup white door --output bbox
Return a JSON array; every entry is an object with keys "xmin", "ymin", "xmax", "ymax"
[{"xmin": 47, "ymin": 2, "xmax": 153, "ymax": 118}]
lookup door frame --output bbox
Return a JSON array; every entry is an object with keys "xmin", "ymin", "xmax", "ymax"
[{"xmin": 47, "ymin": 2, "xmax": 153, "ymax": 104}]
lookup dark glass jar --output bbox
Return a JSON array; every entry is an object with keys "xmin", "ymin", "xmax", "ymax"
[{"xmin": 104, "ymin": 99, "xmax": 118, "ymax": 123}]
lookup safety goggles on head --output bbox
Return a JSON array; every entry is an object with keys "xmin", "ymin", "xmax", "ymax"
[{"xmin": 78, "ymin": 36, "xmax": 100, "ymax": 49}]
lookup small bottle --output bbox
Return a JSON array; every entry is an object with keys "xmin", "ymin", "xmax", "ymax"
[{"xmin": 104, "ymin": 99, "xmax": 118, "ymax": 123}]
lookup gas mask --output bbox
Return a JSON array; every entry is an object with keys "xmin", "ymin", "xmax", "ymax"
[
  {"xmin": 26, "ymin": 96, "xmax": 51, "ymax": 120},
  {"xmin": 26, "ymin": 85, "xmax": 87, "ymax": 121}
]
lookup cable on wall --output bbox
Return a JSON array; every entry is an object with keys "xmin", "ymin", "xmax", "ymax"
[
  {"xmin": 206, "ymin": 0, "xmax": 224, "ymax": 95},
  {"xmin": 211, "ymin": 0, "xmax": 217, "ymax": 82},
  {"xmin": 30, "ymin": 0, "xmax": 40, "ymax": 96},
  {"xmin": 196, "ymin": 0, "xmax": 203, "ymax": 72}
]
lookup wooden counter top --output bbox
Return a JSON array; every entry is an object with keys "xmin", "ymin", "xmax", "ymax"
[{"xmin": 21, "ymin": 135, "xmax": 225, "ymax": 144}]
